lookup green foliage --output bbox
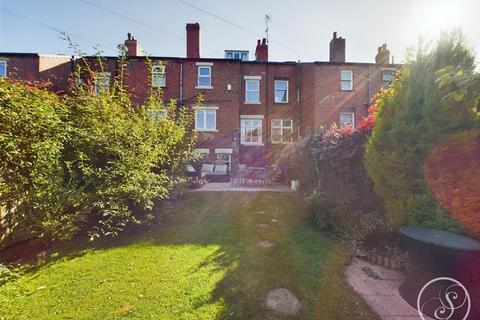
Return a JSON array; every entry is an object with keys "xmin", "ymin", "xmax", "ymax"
[
  {"xmin": 0, "ymin": 79, "xmax": 71, "ymax": 242},
  {"xmin": 0, "ymin": 58, "xmax": 196, "ymax": 245},
  {"xmin": 288, "ymin": 127, "xmax": 390, "ymax": 240},
  {"xmin": 407, "ymin": 189, "xmax": 467, "ymax": 235},
  {"xmin": 365, "ymin": 30, "xmax": 480, "ymax": 232}
]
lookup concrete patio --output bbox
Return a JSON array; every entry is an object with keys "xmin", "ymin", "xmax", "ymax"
[
  {"xmin": 346, "ymin": 257, "xmax": 434, "ymax": 320},
  {"xmin": 194, "ymin": 181, "xmax": 292, "ymax": 192}
]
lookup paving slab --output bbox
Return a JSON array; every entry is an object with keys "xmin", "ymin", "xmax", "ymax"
[{"xmin": 346, "ymin": 258, "xmax": 434, "ymax": 320}]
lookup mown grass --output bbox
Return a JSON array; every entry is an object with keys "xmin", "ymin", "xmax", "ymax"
[{"xmin": 0, "ymin": 192, "xmax": 378, "ymax": 319}]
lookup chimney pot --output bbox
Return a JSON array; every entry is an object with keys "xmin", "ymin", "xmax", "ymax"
[
  {"xmin": 375, "ymin": 43, "xmax": 390, "ymax": 65},
  {"xmin": 329, "ymin": 32, "xmax": 345, "ymax": 62},
  {"xmin": 186, "ymin": 23, "xmax": 200, "ymax": 58},
  {"xmin": 255, "ymin": 38, "xmax": 268, "ymax": 61},
  {"xmin": 124, "ymin": 33, "xmax": 143, "ymax": 57}
]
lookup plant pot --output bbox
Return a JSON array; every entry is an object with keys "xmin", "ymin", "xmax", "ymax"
[{"xmin": 290, "ymin": 180, "xmax": 300, "ymax": 191}]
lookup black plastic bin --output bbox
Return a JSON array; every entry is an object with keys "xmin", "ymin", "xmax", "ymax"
[{"xmin": 399, "ymin": 226, "xmax": 480, "ymax": 319}]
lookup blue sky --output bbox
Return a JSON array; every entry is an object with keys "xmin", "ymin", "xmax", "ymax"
[{"xmin": 1, "ymin": 0, "xmax": 479, "ymax": 63}]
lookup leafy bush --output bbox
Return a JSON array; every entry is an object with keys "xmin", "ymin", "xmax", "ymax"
[
  {"xmin": 286, "ymin": 124, "xmax": 390, "ymax": 240},
  {"xmin": 0, "ymin": 57, "xmax": 196, "ymax": 246},
  {"xmin": 364, "ymin": 30, "xmax": 480, "ymax": 235},
  {"xmin": 0, "ymin": 79, "xmax": 70, "ymax": 244}
]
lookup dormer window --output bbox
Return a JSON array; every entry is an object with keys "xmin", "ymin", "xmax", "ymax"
[{"xmin": 225, "ymin": 50, "xmax": 249, "ymax": 61}]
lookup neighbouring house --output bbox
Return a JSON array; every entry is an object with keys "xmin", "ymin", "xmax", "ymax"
[{"xmin": 0, "ymin": 23, "xmax": 398, "ymax": 173}]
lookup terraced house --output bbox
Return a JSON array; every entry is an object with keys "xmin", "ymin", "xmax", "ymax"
[{"xmin": 0, "ymin": 23, "xmax": 398, "ymax": 173}]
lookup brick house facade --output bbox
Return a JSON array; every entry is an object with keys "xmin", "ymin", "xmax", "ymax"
[{"xmin": 0, "ymin": 23, "xmax": 398, "ymax": 173}]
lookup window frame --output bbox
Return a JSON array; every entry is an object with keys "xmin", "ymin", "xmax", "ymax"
[
  {"xmin": 151, "ymin": 64, "xmax": 166, "ymax": 88},
  {"xmin": 382, "ymin": 70, "xmax": 393, "ymax": 82},
  {"xmin": 274, "ymin": 80, "xmax": 289, "ymax": 103},
  {"xmin": 240, "ymin": 117, "xmax": 263, "ymax": 146},
  {"xmin": 197, "ymin": 66, "xmax": 212, "ymax": 88},
  {"xmin": 0, "ymin": 61, "xmax": 7, "ymax": 77},
  {"xmin": 340, "ymin": 70, "xmax": 353, "ymax": 91},
  {"xmin": 271, "ymin": 119, "xmax": 293, "ymax": 144},
  {"xmin": 94, "ymin": 72, "xmax": 110, "ymax": 95},
  {"xmin": 195, "ymin": 109, "xmax": 217, "ymax": 131},
  {"xmin": 245, "ymin": 79, "xmax": 260, "ymax": 104},
  {"xmin": 339, "ymin": 112, "xmax": 355, "ymax": 129}
]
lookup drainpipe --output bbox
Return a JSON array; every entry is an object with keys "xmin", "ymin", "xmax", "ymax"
[
  {"xmin": 296, "ymin": 61, "xmax": 301, "ymax": 140},
  {"xmin": 367, "ymin": 64, "xmax": 371, "ymax": 105},
  {"xmin": 179, "ymin": 61, "xmax": 183, "ymax": 104},
  {"xmin": 265, "ymin": 63, "xmax": 269, "ymax": 149}
]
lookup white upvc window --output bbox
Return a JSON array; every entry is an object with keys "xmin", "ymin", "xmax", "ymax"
[
  {"xmin": 225, "ymin": 51, "xmax": 248, "ymax": 61},
  {"xmin": 245, "ymin": 79, "xmax": 260, "ymax": 103},
  {"xmin": 0, "ymin": 61, "xmax": 7, "ymax": 77},
  {"xmin": 197, "ymin": 66, "xmax": 212, "ymax": 88},
  {"xmin": 94, "ymin": 72, "xmax": 110, "ymax": 95},
  {"xmin": 152, "ymin": 65, "xmax": 166, "ymax": 87},
  {"xmin": 339, "ymin": 112, "xmax": 355, "ymax": 129},
  {"xmin": 240, "ymin": 118, "xmax": 262, "ymax": 145},
  {"xmin": 382, "ymin": 69, "xmax": 395, "ymax": 88},
  {"xmin": 340, "ymin": 70, "xmax": 353, "ymax": 91},
  {"xmin": 195, "ymin": 109, "xmax": 216, "ymax": 131},
  {"xmin": 271, "ymin": 119, "xmax": 293, "ymax": 144},
  {"xmin": 382, "ymin": 70, "xmax": 393, "ymax": 83},
  {"xmin": 274, "ymin": 80, "xmax": 289, "ymax": 103}
]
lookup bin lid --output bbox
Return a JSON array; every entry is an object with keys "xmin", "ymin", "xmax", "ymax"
[{"xmin": 399, "ymin": 226, "xmax": 480, "ymax": 251}]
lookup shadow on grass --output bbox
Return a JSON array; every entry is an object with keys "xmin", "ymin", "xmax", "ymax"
[{"xmin": 1, "ymin": 192, "xmax": 378, "ymax": 320}]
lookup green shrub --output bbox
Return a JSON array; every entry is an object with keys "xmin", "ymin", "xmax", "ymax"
[
  {"xmin": 0, "ymin": 57, "xmax": 197, "ymax": 246},
  {"xmin": 365, "ymin": 30, "xmax": 480, "ymax": 233},
  {"xmin": 310, "ymin": 196, "xmax": 337, "ymax": 234},
  {"xmin": 0, "ymin": 79, "xmax": 71, "ymax": 243},
  {"xmin": 287, "ymin": 125, "xmax": 390, "ymax": 240}
]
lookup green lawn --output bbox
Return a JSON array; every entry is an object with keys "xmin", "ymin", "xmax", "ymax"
[{"xmin": 0, "ymin": 192, "xmax": 378, "ymax": 320}]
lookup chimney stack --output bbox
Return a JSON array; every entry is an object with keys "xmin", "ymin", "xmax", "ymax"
[
  {"xmin": 375, "ymin": 43, "xmax": 390, "ymax": 65},
  {"xmin": 186, "ymin": 23, "xmax": 200, "ymax": 58},
  {"xmin": 124, "ymin": 33, "xmax": 143, "ymax": 57},
  {"xmin": 329, "ymin": 32, "xmax": 346, "ymax": 63},
  {"xmin": 255, "ymin": 38, "xmax": 268, "ymax": 61}
]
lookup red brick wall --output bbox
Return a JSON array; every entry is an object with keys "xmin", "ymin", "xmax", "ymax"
[
  {"xmin": 39, "ymin": 55, "xmax": 71, "ymax": 93},
  {"xmin": 300, "ymin": 62, "xmax": 395, "ymax": 134},
  {"xmin": 1, "ymin": 51, "xmax": 398, "ymax": 169},
  {"xmin": 1, "ymin": 55, "xmax": 39, "ymax": 81}
]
